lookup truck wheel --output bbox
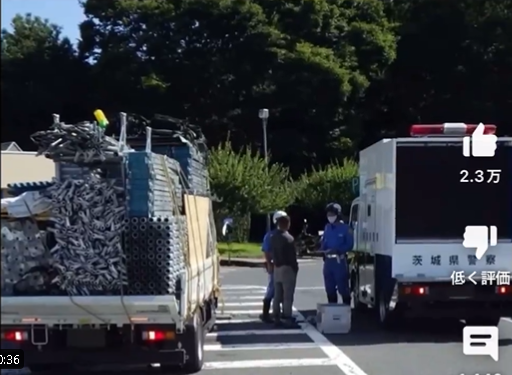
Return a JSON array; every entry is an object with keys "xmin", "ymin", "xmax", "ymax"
[
  {"xmin": 182, "ymin": 310, "xmax": 205, "ymax": 374},
  {"xmin": 378, "ymin": 290, "xmax": 400, "ymax": 328},
  {"xmin": 465, "ymin": 316, "xmax": 501, "ymax": 326}
]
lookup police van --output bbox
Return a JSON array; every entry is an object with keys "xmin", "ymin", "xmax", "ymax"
[{"xmin": 348, "ymin": 123, "xmax": 512, "ymax": 327}]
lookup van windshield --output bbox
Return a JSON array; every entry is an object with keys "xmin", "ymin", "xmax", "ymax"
[{"xmin": 395, "ymin": 140, "xmax": 512, "ymax": 240}]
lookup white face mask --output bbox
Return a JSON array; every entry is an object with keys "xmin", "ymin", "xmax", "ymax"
[{"xmin": 327, "ymin": 216, "xmax": 337, "ymax": 223}]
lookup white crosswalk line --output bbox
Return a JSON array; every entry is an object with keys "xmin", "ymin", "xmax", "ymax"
[
  {"xmin": 207, "ymin": 329, "xmax": 303, "ymax": 337},
  {"xmin": 215, "ymin": 318, "xmax": 263, "ymax": 324},
  {"xmin": 206, "ymin": 284, "xmax": 339, "ymax": 372},
  {"xmin": 223, "ymin": 302, "xmax": 261, "ymax": 306},
  {"xmin": 221, "ymin": 285, "xmax": 266, "ymax": 290},
  {"xmin": 236, "ymin": 295, "xmax": 267, "ymax": 299},
  {"xmin": 220, "ymin": 309, "xmax": 264, "ymax": 314},
  {"xmin": 205, "ymin": 342, "xmax": 318, "ymax": 351},
  {"xmin": 221, "ymin": 291, "xmax": 265, "ymax": 296},
  {"xmin": 203, "ymin": 358, "xmax": 336, "ymax": 369}
]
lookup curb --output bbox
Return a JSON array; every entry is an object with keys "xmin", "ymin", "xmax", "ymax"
[
  {"xmin": 219, "ymin": 257, "xmax": 321, "ymax": 268},
  {"xmin": 220, "ymin": 258, "xmax": 265, "ymax": 268}
]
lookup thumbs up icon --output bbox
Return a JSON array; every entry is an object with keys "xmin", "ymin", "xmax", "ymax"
[{"xmin": 463, "ymin": 123, "xmax": 498, "ymax": 157}]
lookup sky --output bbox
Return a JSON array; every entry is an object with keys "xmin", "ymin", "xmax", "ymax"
[{"xmin": 1, "ymin": 0, "xmax": 85, "ymax": 43}]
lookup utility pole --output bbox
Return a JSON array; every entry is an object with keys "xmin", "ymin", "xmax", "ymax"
[{"xmin": 258, "ymin": 108, "xmax": 271, "ymax": 233}]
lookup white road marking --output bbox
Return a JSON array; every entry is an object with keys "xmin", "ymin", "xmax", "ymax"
[
  {"xmin": 205, "ymin": 342, "xmax": 317, "ymax": 351},
  {"xmin": 236, "ymin": 295, "xmax": 267, "ymax": 299},
  {"xmin": 207, "ymin": 329, "xmax": 303, "ymax": 337},
  {"xmin": 214, "ymin": 284, "xmax": 368, "ymax": 374},
  {"xmin": 295, "ymin": 286, "xmax": 325, "ymax": 290},
  {"xmin": 220, "ymin": 309, "xmax": 265, "ymax": 315},
  {"xmin": 203, "ymin": 358, "xmax": 336, "ymax": 369},
  {"xmin": 221, "ymin": 285, "xmax": 266, "ymax": 290},
  {"xmin": 215, "ymin": 318, "xmax": 263, "ymax": 324},
  {"xmin": 223, "ymin": 302, "xmax": 261, "ymax": 306},
  {"xmin": 295, "ymin": 310, "xmax": 370, "ymax": 375},
  {"xmin": 221, "ymin": 292, "xmax": 265, "ymax": 298}
]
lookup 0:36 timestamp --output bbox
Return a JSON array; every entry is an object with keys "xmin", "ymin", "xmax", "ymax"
[{"xmin": 0, "ymin": 349, "xmax": 25, "ymax": 369}]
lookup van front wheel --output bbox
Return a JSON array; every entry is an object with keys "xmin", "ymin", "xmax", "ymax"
[{"xmin": 378, "ymin": 290, "xmax": 401, "ymax": 328}]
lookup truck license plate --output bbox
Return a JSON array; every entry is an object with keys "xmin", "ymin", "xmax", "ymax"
[{"xmin": 67, "ymin": 329, "xmax": 106, "ymax": 348}]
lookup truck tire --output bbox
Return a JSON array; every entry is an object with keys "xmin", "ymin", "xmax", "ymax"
[
  {"xmin": 183, "ymin": 310, "xmax": 205, "ymax": 374},
  {"xmin": 377, "ymin": 290, "xmax": 401, "ymax": 328}
]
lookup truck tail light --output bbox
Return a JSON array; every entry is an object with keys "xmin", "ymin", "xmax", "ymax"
[
  {"xmin": 402, "ymin": 286, "xmax": 429, "ymax": 296},
  {"xmin": 1, "ymin": 330, "xmax": 28, "ymax": 341},
  {"xmin": 141, "ymin": 330, "xmax": 175, "ymax": 341},
  {"xmin": 496, "ymin": 286, "xmax": 511, "ymax": 295},
  {"xmin": 410, "ymin": 123, "xmax": 496, "ymax": 136}
]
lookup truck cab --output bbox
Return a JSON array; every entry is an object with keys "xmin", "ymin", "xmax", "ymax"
[{"xmin": 348, "ymin": 123, "xmax": 512, "ymax": 327}]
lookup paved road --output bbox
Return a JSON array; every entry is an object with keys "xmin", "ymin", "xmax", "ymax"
[
  {"xmin": 203, "ymin": 284, "xmax": 345, "ymax": 375},
  {"xmin": 219, "ymin": 260, "xmax": 512, "ymax": 375},
  {"xmin": 3, "ymin": 261, "xmax": 510, "ymax": 375}
]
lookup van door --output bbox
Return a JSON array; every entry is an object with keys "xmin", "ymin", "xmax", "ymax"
[
  {"xmin": 359, "ymin": 182, "xmax": 377, "ymax": 303},
  {"xmin": 348, "ymin": 200, "xmax": 359, "ymax": 250},
  {"xmin": 366, "ymin": 184, "xmax": 377, "ymax": 302},
  {"xmin": 349, "ymin": 200, "xmax": 364, "ymax": 301}
]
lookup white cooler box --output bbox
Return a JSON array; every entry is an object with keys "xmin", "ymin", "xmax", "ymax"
[{"xmin": 316, "ymin": 303, "xmax": 351, "ymax": 334}]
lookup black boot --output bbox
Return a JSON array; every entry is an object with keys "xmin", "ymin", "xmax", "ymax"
[
  {"xmin": 259, "ymin": 299, "xmax": 273, "ymax": 323},
  {"xmin": 327, "ymin": 293, "xmax": 338, "ymax": 303}
]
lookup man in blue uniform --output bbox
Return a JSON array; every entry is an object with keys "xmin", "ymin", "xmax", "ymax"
[
  {"xmin": 320, "ymin": 203, "xmax": 354, "ymax": 304},
  {"xmin": 260, "ymin": 210, "xmax": 288, "ymax": 322}
]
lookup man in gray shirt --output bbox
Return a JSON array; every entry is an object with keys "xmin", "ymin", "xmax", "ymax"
[{"xmin": 269, "ymin": 214, "xmax": 298, "ymax": 326}]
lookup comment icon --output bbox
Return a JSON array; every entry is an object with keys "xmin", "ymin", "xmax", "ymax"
[{"xmin": 463, "ymin": 326, "xmax": 499, "ymax": 361}]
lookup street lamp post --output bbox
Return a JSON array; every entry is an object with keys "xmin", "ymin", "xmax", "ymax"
[{"xmin": 258, "ymin": 108, "xmax": 271, "ymax": 233}]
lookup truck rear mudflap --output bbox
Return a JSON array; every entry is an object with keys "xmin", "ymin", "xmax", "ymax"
[
  {"xmin": 396, "ymin": 282, "xmax": 512, "ymax": 319},
  {"xmin": 1, "ymin": 324, "xmax": 190, "ymax": 366}
]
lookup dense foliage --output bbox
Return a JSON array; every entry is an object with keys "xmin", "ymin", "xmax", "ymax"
[
  {"xmin": 295, "ymin": 159, "xmax": 358, "ymax": 213},
  {"xmin": 2, "ymin": 0, "xmax": 512, "ymax": 236},
  {"xmin": 209, "ymin": 141, "xmax": 294, "ymax": 240}
]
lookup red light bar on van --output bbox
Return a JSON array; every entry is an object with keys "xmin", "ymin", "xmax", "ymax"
[{"xmin": 410, "ymin": 123, "xmax": 497, "ymax": 136}]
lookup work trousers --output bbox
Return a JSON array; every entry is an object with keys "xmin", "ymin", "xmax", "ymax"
[
  {"xmin": 265, "ymin": 271, "xmax": 275, "ymax": 300},
  {"xmin": 273, "ymin": 265, "xmax": 297, "ymax": 318},
  {"xmin": 323, "ymin": 257, "xmax": 350, "ymax": 302}
]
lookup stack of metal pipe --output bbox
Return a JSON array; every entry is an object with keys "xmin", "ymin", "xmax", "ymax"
[
  {"xmin": 44, "ymin": 178, "xmax": 127, "ymax": 295},
  {"xmin": 124, "ymin": 151, "xmax": 188, "ymax": 295},
  {"xmin": 31, "ymin": 121, "xmax": 124, "ymax": 163},
  {"xmin": 169, "ymin": 145, "xmax": 209, "ymax": 195},
  {"xmin": 1, "ymin": 220, "xmax": 51, "ymax": 295},
  {"xmin": 130, "ymin": 144, "xmax": 209, "ymax": 196},
  {"xmin": 126, "ymin": 152, "xmax": 183, "ymax": 216},
  {"xmin": 124, "ymin": 216, "xmax": 186, "ymax": 295},
  {"xmin": 31, "ymin": 115, "xmax": 130, "ymax": 188}
]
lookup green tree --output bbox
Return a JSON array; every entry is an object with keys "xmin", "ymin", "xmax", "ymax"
[
  {"xmin": 294, "ymin": 158, "xmax": 358, "ymax": 214},
  {"xmin": 1, "ymin": 14, "xmax": 92, "ymax": 148},
  {"xmin": 209, "ymin": 141, "xmax": 294, "ymax": 241},
  {"xmin": 79, "ymin": 0, "xmax": 398, "ymax": 173},
  {"xmin": 362, "ymin": 0, "xmax": 512, "ymax": 141}
]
